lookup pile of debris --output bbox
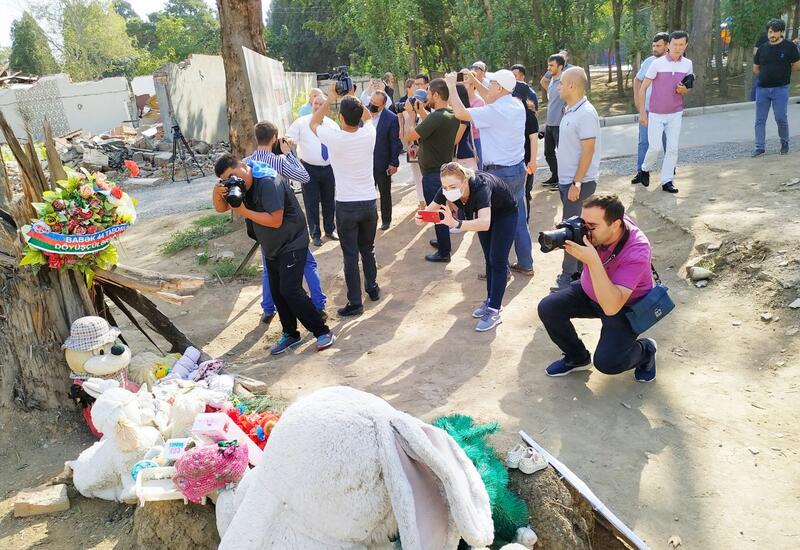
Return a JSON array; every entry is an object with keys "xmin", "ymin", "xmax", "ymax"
[{"xmin": 54, "ymin": 126, "xmax": 229, "ymax": 184}]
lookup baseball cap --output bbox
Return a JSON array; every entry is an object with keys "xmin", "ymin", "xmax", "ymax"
[
  {"xmin": 471, "ymin": 61, "xmax": 487, "ymax": 71},
  {"xmin": 412, "ymin": 89, "xmax": 428, "ymax": 102},
  {"xmin": 487, "ymin": 69, "xmax": 516, "ymax": 93}
]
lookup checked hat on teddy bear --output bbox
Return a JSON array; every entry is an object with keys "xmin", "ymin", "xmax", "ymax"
[{"xmin": 63, "ymin": 316, "xmax": 121, "ymax": 352}]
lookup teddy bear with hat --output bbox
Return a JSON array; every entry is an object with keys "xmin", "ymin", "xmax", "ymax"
[{"xmin": 63, "ymin": 316, "xmax": 138, "ymax": 437}]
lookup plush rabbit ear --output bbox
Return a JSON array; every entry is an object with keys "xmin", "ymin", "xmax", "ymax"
[{"xmin": 377, "ymin": 414, "xmax": 494, "ymax": 550}]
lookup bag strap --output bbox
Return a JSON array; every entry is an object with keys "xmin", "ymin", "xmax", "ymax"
[
  {"xmin": 602, "ymin": 228, "xmax": 629, "ymax": 266},
  {"xmin": 651, "ymin": 263, "xmax": 662, "ymax": 284}
]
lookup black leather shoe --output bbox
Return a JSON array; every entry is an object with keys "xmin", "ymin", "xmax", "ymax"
[
  {"xmin": 337, "ymin": 303, "xmax": 364, "ymax": 317},
  {"xmin": 367, "ymin": 286, "xmax": 381, "ymax": 301},
  {"xmin": 425, "ymin": 253, "xmax": 451, "ymax": 263},
  {"xmin": 662, "ymin": 181, "xmax": 679, "ymax": 194},
  {"xmin": 429, "ymin": 239, "xmax": 439, "ymax": 248},
  {"xmin": 640, "ymin": 171, "xmax": 650, "ymax": 187},
  {"xmin": 542, "ymin": 175, "xmax": 558, "ymax": 185},
  {"xmin": 380, "ymin": 223, "xmax": 390, "ymax": 230},
  {"xmin": 631, "ymin": 172, "xmax": 642, "ymax": 184},
  {"xmin": 312, "ymin": 236, "xmax": 323, "ymax": 247},
  {"xmin": 261, "ymin": 311, "xmax": 276, "ymax": 324}
]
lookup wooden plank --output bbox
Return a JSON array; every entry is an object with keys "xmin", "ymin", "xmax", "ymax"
[
  {"xmin": 95, "ymin": 264, "xmax": 205, "ymax": 294},
  {"xmin": 43, "ymin": 120, "xmax": 68, "ymax": 183}
]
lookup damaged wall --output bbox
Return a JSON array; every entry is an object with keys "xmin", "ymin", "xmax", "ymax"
[{"xmin": 0, "ymin": 74, "xmax": 134, "ymax": 143}]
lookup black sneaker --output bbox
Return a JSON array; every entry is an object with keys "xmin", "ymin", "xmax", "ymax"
[
  {"xmin": 312, "ymin": 236, "xmax": 323, "ymax": 247},
  {"xmin": 325, "ymin": 232, "xmax": 339, "ymax": 241},
  {"xmin": 337, "ymin": 303, "xmax": 364, "ymax": 317},
  {"xmin": 429, "ymin": 239, "xmax": 438, "ymax": 249},
  {"xmin": 634, "ymin": 338, "xmax": 657, "ymax": 382},
  {"xmin": 631, "ymin": 172, "xmax": 643, "ymax": 184},
  {"xmin": 425, "ymin": 252, "xmax": 451, "ymax": 263},
  {"xmin": 751, "ymin": 149, "xmax": 766, "ymax": 158},
  {"xmin": 780, "ymin": 144, "xmax": 789, "ymax": 155},
  {"xmin": 545, "ymin": 351, "xmax": 592, "ymax": 377},
  {"xmin": 380, "ymin": 223, "xmax": 390, "ymax": 230},
  {"xmin": 367, "ymin": 285, "xmax": 381, "ymax": 302},
  {"xmin": 640, "ymin": 170, "xmax": 650, "ymax": 187},
  {"xmin": 662, "ymin": 181, "xmax": 679, "ymax": 194},
  {"xmin": 542, "ymin": 175, "xmax": 559, "ymax": 185},
  {"xmin": 261, "ymin": 311, "xmax": 276, "ymax": 324}
]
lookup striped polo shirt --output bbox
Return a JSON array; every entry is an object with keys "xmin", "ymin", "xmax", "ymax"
[{"xmin": 644, "ymin": 55, "xmax": 693, "ymax": 115}]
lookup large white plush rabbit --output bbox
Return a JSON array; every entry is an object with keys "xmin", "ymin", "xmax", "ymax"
[
  {"xmin": 69, "ymin": 387, "xmax": 163, "ymax": 502},
  {"xmin": 216, "ymin": 386, "xmax": 495, "ymax": 549}
]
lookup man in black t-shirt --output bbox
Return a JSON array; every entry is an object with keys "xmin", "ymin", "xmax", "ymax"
[
  {"xmin": 212, "ymin": 154, "xmax": 335, "ymax": 354},
  {"xmin": 753, "ymin": 19, "xmax": 800, "ymax": 156},
  {"xmin": 513, "ymin": 82, "xmax": 539, "ymax": 222}
]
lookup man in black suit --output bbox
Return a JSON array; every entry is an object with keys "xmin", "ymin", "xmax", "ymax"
[{"xmin": 368, "ymin": 90, "xmax": 403, "ymax": 230}]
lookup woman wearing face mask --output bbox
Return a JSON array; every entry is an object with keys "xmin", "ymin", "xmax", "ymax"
[{"xmin": 414, "ymin": 162, "xmax": 518, "ymax": 332}]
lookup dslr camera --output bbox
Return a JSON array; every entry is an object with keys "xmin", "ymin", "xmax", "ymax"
[
  {"xmin": 396, "ymin": 90, "xmax": 428, "ymax": 112},
  {"xmin": 219, "ymin": 175, "xmax": 246, "ymax": 208},
  {"xmin": 538, "ymin": 216, "xmax": 588, "ymax": 252},
  {"xmin": 316, "ymin": 65, "xmax": 353, "ymax": 96}
]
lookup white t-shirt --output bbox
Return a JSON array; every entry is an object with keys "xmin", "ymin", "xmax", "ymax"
[
  {"xmin": 286, "ymin": 115, "xmax": 338, "ymax": 166},
  {"xmin": 316, "ymin": 120, "xmax": 377, "ymax": 202}
]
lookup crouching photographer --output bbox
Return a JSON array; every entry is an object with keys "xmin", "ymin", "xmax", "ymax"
[
  {"xmin": 212, "ymin": 154, "xmax": 335, "ymax": 354},
  {"xmin": 537, "ymin": 193, "xmax": 669, "ymax": 383}
]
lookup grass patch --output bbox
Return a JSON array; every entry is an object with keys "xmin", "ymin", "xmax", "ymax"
[
  {"xmin": 160, "ymin": 214, "xmax": 233, "ymax": 255},
  {"xmin": 210, "ymin": 258, "xmax": 261, "ymax": 279}
]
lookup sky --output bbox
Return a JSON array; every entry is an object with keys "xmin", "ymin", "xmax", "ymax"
[{"xmin": 0, "ymin": 0, "xmax": 271, "ymax": 49}]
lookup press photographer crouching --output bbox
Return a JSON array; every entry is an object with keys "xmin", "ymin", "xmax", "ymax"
[
  {"xmin": 537, "ymin": 193, "xmax": 661, "ymax": 382},
  {"xmin": 212, "ymin": 154, "xmax": 335, "ymax": 354},
  {"xmin": 415, "ymin": 162, "xmax": 517, "ymax": 332}
]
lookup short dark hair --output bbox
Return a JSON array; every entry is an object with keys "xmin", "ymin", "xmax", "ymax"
[
  {"xmin": 214, "ymin": 153, "xmax": 238, "ymax": 177},
  {"xmin": 669, "ymin": 30, "xmax": 689, "ymax": 42},
  {"xmin": 583, "ymin": 193, "xmax": 625, "ymax": 226},
  {"xmin": 548, "ymin": 54, "xmax": 566, "ymax": 67},
  {"xmin": 372, "ymin": 90, "xmax": 388, "ymax": 105},
  {"xmin": 254, "ymin": 121, "xmax": 278, "ymax": 146},
  {"xmin": 405, "ymin": 78, "xmax": 414, "ymax": 89},
  {"xmin": 339, "ymin": 96, "xmax": 364, "ymax": 126},
  {"xmin": 429, "ymin": 78, "xmax": 449, "ymax": 101},
  {"xmin": 653, "ymin": 32, "xmax": 669, "ymax": 44},
  {"xmin": 415, "ymin": 74, "xmax": 430, "ymax": 84},
  {"xmin": 511, "ymin": 64, "xmax": 526, "ymax": 76},
  {"xmin": 767, "ymin": 19, "xmax": 786, "ymax": 33}
]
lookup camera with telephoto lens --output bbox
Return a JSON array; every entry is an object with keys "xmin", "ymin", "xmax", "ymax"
[
  {"xmin": 220, "ymin": 175, "xmax": 246, "ymax": 208},
  {"xmin": 316, "ymin": 65, "xmax": 353, "ymax": 96},
  {"xmin": 538, "ymin": 216, "xmax": 588, "ymax": 252}
]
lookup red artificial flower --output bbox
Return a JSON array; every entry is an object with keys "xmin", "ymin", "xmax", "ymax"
[
  {"xmin": 47, "ymin": 254, "xmax": 65, "ymax": 269},
  {"xmin": 65, "ymin": 255, "xmax": 78, "ymax": 265},
  {"xmin": 72, "ymin": 225, "xmax": 87, "ymax": 235},
  {"xmin": 79, "ymin": 209, "xmax": 93, "ymax": 220},
  {"xmin": 86, "ymin": 225, "xmax": 98, "ymax": 234},
  {"xmin": 124, "ymin": 159, "xmax": 140, "ymax": 177},
  {"xmin": 51, "ymin": 199, "xmax": 67, "ymax": 211},
  {"xmin": 50, "ymin": 223, "xmax": 63, "ymax": 233},
  {"xmin": 111, "ymin": 186, "xmax": 123, "ymax": 200}
]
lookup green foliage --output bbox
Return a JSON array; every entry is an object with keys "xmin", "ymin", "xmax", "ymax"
[
  {"xmin": 433, "ymin": 415, "xmax": 530, "ymax": 544},
  {"xmin": 210, "ymin": 258, "xmax": 260, "ymax": 279},
  {"xmin": 159, "ymin": 214, "xmax": 232, "ymax": 255},
  {"xmin": 726, "ymin": 0, "xmax": 789, "ymax": 48},
  {"xmin": 9, "ymin": 12, "xmax": 58, "ymax": 75}
]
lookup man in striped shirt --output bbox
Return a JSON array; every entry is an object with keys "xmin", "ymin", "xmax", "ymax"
[{"xmin": 246, "ymin": 121, "xmax": 328, "ymax": 324}]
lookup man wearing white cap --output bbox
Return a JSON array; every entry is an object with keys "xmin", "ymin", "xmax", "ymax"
[
  {"xmin": 445, "ymin": 68, "xmax": 534, "ymax": 277},
  {"xmin": 470, "ymin": 61, "xmax": 491, "ymax": 87}
]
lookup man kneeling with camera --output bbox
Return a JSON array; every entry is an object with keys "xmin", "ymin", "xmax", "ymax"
[
  {"xmin": 537, "ymin": 193, "xmax": 658, "ymax": 382},
  {"xmin": 212, "ymin": 154, "xmax": 335, "ymax": 354}
]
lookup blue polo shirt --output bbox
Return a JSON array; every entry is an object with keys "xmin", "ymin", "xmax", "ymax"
[
  {"xmin": 467, "ymin": 94, "xmax": 525, "ymax": 167},
  {"xmin": 636, "ymin": 55, "xmax": 657, "ymax": 111}
]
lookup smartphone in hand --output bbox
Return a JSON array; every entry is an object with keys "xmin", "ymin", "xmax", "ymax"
[{"xmin": 418, "ymin": 210, "xmax": 443, "ymax": 223}]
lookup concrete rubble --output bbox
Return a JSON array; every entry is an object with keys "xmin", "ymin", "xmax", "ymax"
[{"xmin": 14, "ymin": 484, "xmax": 70, "ymax": 517}]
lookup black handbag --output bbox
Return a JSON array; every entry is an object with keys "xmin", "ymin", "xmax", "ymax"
[{"xmin": 625, "ymin": 265, "xmax": 675, "ymax": 334}]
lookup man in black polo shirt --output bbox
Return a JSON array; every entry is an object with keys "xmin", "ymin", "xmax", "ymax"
[
  {"xmin": 212, "ymin": 154, "xmax": 335, "ymax": 354},
  {"xmin": 752, "ymin": 19, "xmax": 800, "ymax": 157}
]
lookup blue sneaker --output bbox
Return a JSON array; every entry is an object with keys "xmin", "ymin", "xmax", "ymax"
[
  {"xmin": 316, "ymin": 332, "xmax": 336, "ymax": 351},
  {"xmin": 545, "ymin": 352, "xmax": 592, "ymax": 377},
  {"xmin": 475, "ymin": 307, "xmax": 502, "ymax": 332},
  {"xmin": 270, "ymin": 333, "xmax": 302, "ymax": 355},
  {"xmin": 635, "ymin": 338, "xmax": 657, "ymax": 383}
]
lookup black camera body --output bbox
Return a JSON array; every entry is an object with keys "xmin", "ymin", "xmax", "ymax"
[
  {"xmin": 538, "ymin": 216, "xmax": 588, "ymax": 252},
  {"xmin": 220, "ymin": 175, "xmax": 246, "ymax": 208},
  {"xmin": 316, "ymin": 65, "xmax": 353, "ymax": 96}
]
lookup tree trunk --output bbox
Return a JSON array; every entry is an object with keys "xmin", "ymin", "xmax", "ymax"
[
  {"xmin": 713, "ymin": 0, "xmax": 727, "ymax": 98},
  {"xmin": 687, "ymin": 0, "xmax": 715, "ymax": 107},
  {"xmin": 671, "ymin": 0, "xmax": 684, "ymax": 31},
  {"xmin": 408, "ymin": 22, "xmax": 419, "ymax": 76},
  {"xmin": 607, "ymin": 47, "xmax": 613, "ymax": 83},
  {"xmin": 216, "ymin": 0, "xmax": 265, "ymax": 160},
  {"xmin": 793, "ymin": 0, "xmax": 800, "ymax": 40},
  {"xmin": 611, "ymin": 0, "xmax": 624, "ymax": 97}
]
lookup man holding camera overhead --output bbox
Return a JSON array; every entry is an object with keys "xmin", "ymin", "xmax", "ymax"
[
  {"xmin": 212, "ymin": 154, "xmax": 335, "ymax": 354},
  {"xmin": 550, "ymin": 67, "xmax": 601, "ymax": 292}
]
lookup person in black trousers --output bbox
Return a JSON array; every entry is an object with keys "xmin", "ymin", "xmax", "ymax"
[
  {"xmin": 212, "ymin": 154, "xmax": 335, "ymax": 354},
  {"xmin": 367, "ymin": 90, "xmax": 402, "ymax": 230}
]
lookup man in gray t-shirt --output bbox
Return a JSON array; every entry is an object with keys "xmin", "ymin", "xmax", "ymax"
[
  {"xmin": 552, "ymin": 67, "xmax": 602, "ymax": 291},
  {"xmin": 542, "ymin": 54, "xmax": 567, "ymax": 186}
]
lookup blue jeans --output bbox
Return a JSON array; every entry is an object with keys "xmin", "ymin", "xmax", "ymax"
[
  {"xmin": 485, "ymin": 162, "xmax": 532, "ymax": 270},
  {"xmin": 477, "ymin": 212, "xmax": 516, "ymax": 309},
  {"xmin": 262, "ymin": 248, "xmax": 326, "ymax": 314},
  {"xmin": 422, "ymin": 171, "xmax": 451, "ymax": 257},
  {"xmin": 474, "ymin": 138, "xmax": 483, "ymax": 170},
  {"xmin": 754, "ymin": 85, "xmax": 790, "ymax": 151},
  {"xmin": 636, "ymin": 114, "xmax": 667, "ymax": 172}
]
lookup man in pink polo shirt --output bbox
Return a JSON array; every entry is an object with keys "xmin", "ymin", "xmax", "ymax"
[
  {"xmin": 638, "ymin": 30, "xmax": 693, "ymax": 194},
  {"xmin": 537, "ymin": 193, "xmax": 658, "ymax": 382}
]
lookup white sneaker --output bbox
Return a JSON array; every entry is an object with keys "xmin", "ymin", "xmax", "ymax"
[
  {"xmin": 506, "ymin": 443, "xmax": 527, "ymax": 469},
  {"xmin": 518, "ymin": 448, "xmax": 548, "ymax": 474},
  {"xmin": 449, "ymin": 227, "xmax": 462, "ymax": 234}
]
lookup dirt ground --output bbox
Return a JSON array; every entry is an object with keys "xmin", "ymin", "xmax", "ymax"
[{"xmin": 1, "ymin": 149, "xmax": 799, "ymax": 549}]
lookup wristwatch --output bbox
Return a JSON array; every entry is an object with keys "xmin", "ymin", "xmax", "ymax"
[
  {"xmin": 571, "ymin": 181, "xmax": 582, "ymax": 190},
  {"xmin": 456, "ymin": 219, "xmax": 463, "ymax": 230}
]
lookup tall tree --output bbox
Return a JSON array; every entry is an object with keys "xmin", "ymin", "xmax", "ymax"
[
  {"xmin": 611, "ymin": 0, "xmax": 625, "ymax": 96},
  {"xmin": 687, "ymin": 0, "xmax": 715, "ymax": 107},
  {"xmin": 9, "ymin": 12, "xmax": 58, "ymax": 75},
  {"xmin": 266, "ymin": 0, "xmax": 343, "ymax": 71},
  {"xmin": 216, "ymin": 0, "xmax": 266, "ymax": 158}
]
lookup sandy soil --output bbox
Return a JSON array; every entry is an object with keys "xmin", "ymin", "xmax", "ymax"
[{"xmin": 1, "ymin": 150, "xmax": 798, "ymax": 549}]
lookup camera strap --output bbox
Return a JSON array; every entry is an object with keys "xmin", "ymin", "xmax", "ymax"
[{"xmin": 602, "ymin": 228, "xmax": 630, "ymax": 266}]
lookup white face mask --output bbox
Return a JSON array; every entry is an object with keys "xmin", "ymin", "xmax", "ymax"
[{"xmin": 443, "ymin": 187, "xmax": 462, "ymax": 202}]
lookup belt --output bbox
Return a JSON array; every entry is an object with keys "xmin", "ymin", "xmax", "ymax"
[
  {"xmin": 301, "ymin": 160, "xmax": 331, "ymax": 168},
  {"xmin": 483, "ymin": 162, "xmax": 523, "ymax": 170}
]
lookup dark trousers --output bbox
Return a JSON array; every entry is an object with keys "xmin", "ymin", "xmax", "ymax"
[
  {"xmin": 336, "ymin": 200, "xmax": 379, "ymax": 306},
  {"xmin": 524, "ymin": 172, "xmax": 534, "ymax": 222},
  {"xmin": 301, "ymin": 162, "xmax": 336, "ymax": 239},
  {"xmin": 374, "ymin": 168, "xmax": 393, "ymax": 225},
  {"xmin": 477, "ymin": 212, "xmax": 516, "ymax": 309},
  {"xmin": 544, "ymin": 126, "xmax": 560, "ymax": 179},
  {"xmin": 537, "ymin": 282, "xmax": 651, "ymax": 374},
  {"xmin": 265, "ymin": 246, "xmax": 329, "ymax": 338},
  {"xmin": 422, "ymin": 171, "xmax": 451, "ymax": 256}
]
